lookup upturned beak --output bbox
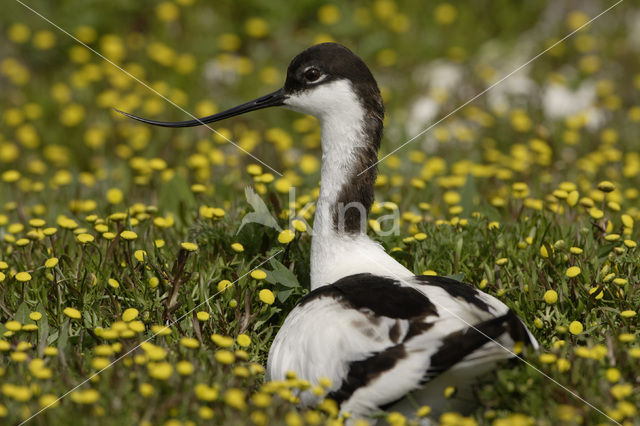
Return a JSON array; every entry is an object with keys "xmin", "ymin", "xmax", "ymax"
[{"xmin": 115, "ymin": 88, "xmax": 287, "ymax": 128}]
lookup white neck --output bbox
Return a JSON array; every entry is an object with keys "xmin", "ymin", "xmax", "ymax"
[
  {"xmin": 294, "ymin": 81, "xmax": 412, "ymax": 289},
  {"xmin": 312, "ymin": 92, "xmax": 367, "ymax": 239}
]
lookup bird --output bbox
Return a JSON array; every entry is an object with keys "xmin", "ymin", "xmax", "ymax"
[{"xmin": 118, "ymin": 43, "xmax": 539, "ymax": 423}]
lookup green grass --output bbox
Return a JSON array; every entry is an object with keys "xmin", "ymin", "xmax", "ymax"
[{"xmin": 1, "ymin": 0, "xmax": 639, "ymax": 425}]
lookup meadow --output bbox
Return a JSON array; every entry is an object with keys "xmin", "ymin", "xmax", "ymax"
[{"xmin": 0, "ymin": 0, "xmax": 639, "ymax": 424}]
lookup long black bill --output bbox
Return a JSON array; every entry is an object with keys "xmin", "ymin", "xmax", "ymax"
[{"xmin": 115, "ymin": 88, "xmax": 287, "ymax": 128}]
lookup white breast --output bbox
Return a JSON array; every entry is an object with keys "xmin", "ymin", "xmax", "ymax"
[{"xmin": 310, "ymin": 234, "xmax": 412, "ymax": 289}]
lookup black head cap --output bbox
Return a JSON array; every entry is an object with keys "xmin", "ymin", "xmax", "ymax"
[{"xmin": 284, "ymin": 43, "xmax": 379, "ymax": 93}]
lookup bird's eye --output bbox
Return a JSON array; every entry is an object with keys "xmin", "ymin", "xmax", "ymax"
[{"xmin": 304, "ymin": 68, "xmax": 321, "ymax": 82}]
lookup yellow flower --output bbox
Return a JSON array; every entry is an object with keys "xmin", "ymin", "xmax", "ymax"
[
  {"xmin": 15, "ymin": 272, "xmax": 32, "ymax": 282},
  {"xmin": 91, "ymin": 357, "xmax": 110, "ymax": 370},
  {"xmin": 60, "ymin": 103, "xmax": 85, "ymax": 126},
  {"xmin": 11, "ymin": 351, "xmax": 28, "ymax": 362},
  {"xmin": 2, "ymin": 170, "xmax": 20, "ymax": 183},
  {"xmin": 181, "ymin": 242, "xmax": 198, "ymax": 251},
  {"xmin": 120, "ymin": 230, "xmax": 137, "ymax": 240},
  {"xmin": 246, "ymin": 164, "xmax": 262, "ymax": 175},
  {"xmin": 38, "ymin": 394, "xmax": 59, "ymax": 408},
  {"xmin": 285, "ymin": 412, "xmax": 304, "ymax": 426},
  {"xmin": 237, "ymin": 334, "xmax": 251, "ymax": 347},
  {"xmin": 539, "ymin": 245, "xmax": 550, "ymax": 258},
  {"xmin": 318, "ymin": 4, "xmax": 341, "ymax": 25},
  {"xmin": 259, "ymin": 289, "xmax": 275, "ymax": 305},
  {"xmin": 539, "ymin": 353, "xmax": 557, "ymax": 364},
  {"xmin": 198, "ymin": 406, "xmax": 214, "ymax": 420},
  {"xmin": 148, "ymin": 362, "xmax": 173, "ymax": 380},
  {"xmin": 5, "ymin": 321, "xmax": 21, "ymax": 331},
  {"xmin": 566, "ymin": 266, "xmax": 581, "ymax": 278},
  {"xmin": 231, "ymin": 242, "xmax": 244, "ymax": 252},
  {"xmin": 569, "ymin": 321, "xmax": 583, "ymax": 335},
  {"xmin": 139, "ymin": 383, "xmax": 154, "ymax": 397},
  {"xmin": 495, "ymin": 258, "xmax": 508, "ymax": 266},
  {"xmin": 417, "ymin": 405, "xmax": 432, "ymax": 418},
  {"xmin": 211, "ymin": 334, "xmax": 234, "ymax": 348},
  {"xmin": 196, "ymin": 311, "xmax": 210, "ymax": 321},
  {"xmin": 44, "ymin": 258, "xmax": 59, "ymax": 268},
  {"xmin": 618, "ymin": 333, "xmax": 635, "ymax": 343},
  {"xmin": 106, "ymin": 188, "xmax": 123, "ymax": 204},
  {"xmin": 620, "ymin": 310, "xmax": 636, "ymax": 318},
  {"xmin": 129, "ymin": 321, "xmax": 145, "ymax": 333},
  {"xmin": 251, "ymin": 270, "xmax": 267, "ymax": 280},
  {"xmin": 544, "ymin": 289, "xmax": 558, "ymax": 304},
  {"xmin": 413, "ymin": 232, "xmax": 427, "ymax": 241},
  {"xmin": 245, "ymin": 17, "xmax": 269, "ymax": 38},
  {"xmin": 556, "ymin": 358, "xmax": 571, "ymax": 373},
  {"xmin": 134, "ymin": 250, "xmax": 147, "ymax": 262},
  {"xmin": 443, "ymin": 191, "xmax": 461, "ymax": 205},
  {"xmin": 44, "ymin": 346, "xmax": 58, "ymax": 356},
  {"xmin": 215, "ymin": 350, "xmax": 235, "ymax": 364},
  {"xmin": 122, "ymin": 308, "xmax": 139, "ymax": 322},
  {"xmin": 610, "ymin": 384, "xmax": 632, "ymax": 400},
  {"xmin": 613, "ymin": 278, "xmax": 628, "ymax": 286},
  {"xmin": 8, "ymin": 23, "xmax": 31, "ymax": 43},
  {"xmin": 434, "ymin": 3, "xmax": 457, "ymax": 25},
  {"xmin": 621, "ymin": 214, "xmax": 634, "ymax": 228},
  {"xmin": 278, "ymin": 229, "xmax": 295, "ymax": 244},
  {"xmin": 63, "ymin": 307, "xmax": 81, "ymax": 319},
  {"xmin": 224, "ymin": 388, "xmax": 246, "ymax": 410},
  {"xmin": 156, "ymin": 1, "xmax": 180, "ymax": 21},
  {"xmin": 251, "ymin": 392, "xmax": 271, "ymax": 408},
  {"xmin": 217, "ymin": 279, "xmax": 232, "ymax": 292},
  {"xmin": 76, "ymin": 233, "xmax": 94, "ymax": 244},
  {"xmin": 195, "ymin": 383, "xmax": 218, "ymax": 401},
  {"xmin": 588, "ymin": 207, "xmax": 604, "ymax": 219},
  {"xmin": 597, "ymin": 180, "xmax": 615, "ymax": 193},
  {"xmin": 443, "ymin": 386, "xmax": 456, "ymax": 398},
  {"xmin": 606, "ymin": 368, "xmax": 620, "ymax": 383},
  {"xmin": 180, "ymin": 337, "xmax": 200, "ymax": 349},
  {"xmin": 70, "ymin": 389, "xmax": 100, "ymax": 404},
  {"xmin": 292, "ymin": 219, "xmax": 307, "ymax": 232},
  {"xmin": 177, "ymin": 360, "xmax": 194, "ymax": 376},
  {"xmin": 33, "ymin": 30, "xmax": 56, "ymax": 50}
]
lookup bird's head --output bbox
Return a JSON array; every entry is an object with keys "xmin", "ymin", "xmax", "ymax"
[{"xmin": 116, "ymin": 43, "xmax": 382, "ymax": 127}]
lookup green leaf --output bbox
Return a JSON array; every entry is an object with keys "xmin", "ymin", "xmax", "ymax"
[
  {"xmin": 58, "ymin": 318, "xmax": 70, "ymax": 352},
  {"xmin": 276, "ymin": 288, "xmax": 294, "ymax": 303},
  {"xmin": 238, "ymin": 187, "xmax": 281, "ymax": 233},
  {"xmin": 14, "ymin": 302, "xmax": 30, "ymax": 323},
  {"xmin": 265, "ymin": 259, "xmax": 300, "ymax": 288},
  {"xmin": 446, "ymin": 273, "xmax": 465, "ymax": 282},
  {"xmin": 36, "ymin": 304, "xmax": 49, "ymax": 356}
]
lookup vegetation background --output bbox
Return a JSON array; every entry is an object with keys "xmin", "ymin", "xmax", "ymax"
[{"xmin": 0, "ymin": 0, "xmax": 639, "ymax": 424}]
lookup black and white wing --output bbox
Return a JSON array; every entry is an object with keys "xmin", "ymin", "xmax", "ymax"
[{"xmin": 267, "ymin": 273, "xmax": 537, "ymax": 419}]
